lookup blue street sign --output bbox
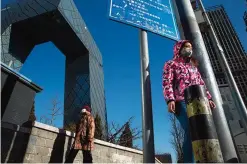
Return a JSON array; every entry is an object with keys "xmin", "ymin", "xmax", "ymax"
[{"xmin": 109, "ymin": 0, "xmax": 180, "ymax": 41}]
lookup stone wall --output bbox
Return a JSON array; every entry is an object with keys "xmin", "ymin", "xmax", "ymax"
[{"xmin": 1, "ymin": 121, "xmax": 161, "ymax": 163}]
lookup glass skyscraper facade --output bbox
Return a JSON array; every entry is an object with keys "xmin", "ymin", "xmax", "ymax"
[{"xmin": 1, "ymin": 0, "xmax": 107, "ymax": 139}]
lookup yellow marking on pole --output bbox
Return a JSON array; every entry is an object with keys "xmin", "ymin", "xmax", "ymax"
[
  {"xmin": 192, "ymin": 139, "xmax": 223, "ymax": 163},
  {"xmin": 186, "ymin": 98, "xmax": 212, "ymax": 118}
]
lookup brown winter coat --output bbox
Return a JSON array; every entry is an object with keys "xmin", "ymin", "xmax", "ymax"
[{"xmin": 74, "ymin": 112, "xmax": 95, "ymax": 151}]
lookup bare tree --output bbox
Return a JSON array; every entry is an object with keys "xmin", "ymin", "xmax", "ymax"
[
  {"xmin": 40, "ymin": 115, "xmax": 50, "ymax": 125},
  {"xmin": 107, "ymin": 117, "xmax": 142, "ymax": 148},
  {"xmin": 64, "ymin": 121, "xmax": 77, "ymax": 132},
  {"xmin": 40, "ymin": 96, "xmax": 63, "ymax": 126},
  {"xmin": 169, "ymin": 114, "xmax": 184, "ymax": 162}
]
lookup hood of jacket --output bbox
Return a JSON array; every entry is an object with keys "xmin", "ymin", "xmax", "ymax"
[{"xmin": 173, "ymin": 40, "xmax": 191, "ymax": 63}]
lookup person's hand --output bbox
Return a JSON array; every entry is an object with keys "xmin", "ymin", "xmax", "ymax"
[
  {"xmin": 209, "ymin": 100, "xmax": 216, "ymax": 109},
  {"xmin": 168, "ymin": 101, "xmax": 176, "ymax": 113},
  {"xmin": 88, "ymin": 138, "xmax": 93, "ymax": 142},
  {"xmin": 74, "ymin": 140, "xmax": 82, "ymax": 149}
]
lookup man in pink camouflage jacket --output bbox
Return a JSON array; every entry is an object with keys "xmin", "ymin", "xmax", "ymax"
[{"xmin": 162, "ymin": 40, "xmax": 216, "ymax": 163}]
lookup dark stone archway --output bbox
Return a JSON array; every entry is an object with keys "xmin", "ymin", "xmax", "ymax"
[{"xmin": 1, "ymin": 0, "xmax": 107, "ymax": 138}]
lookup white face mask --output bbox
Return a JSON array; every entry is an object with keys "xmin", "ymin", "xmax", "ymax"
[
  {"xmin": 81, "ymin": 109, "xmax": 86, "ymax": 113},
  {"xmin": 181, "ymin": 47, "xmax": 193, "ymax": 57}
]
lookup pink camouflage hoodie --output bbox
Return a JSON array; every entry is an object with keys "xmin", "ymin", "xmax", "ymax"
[{"xmin": 162, "ymin": 40, "xmax": 212, "ymax": 103}]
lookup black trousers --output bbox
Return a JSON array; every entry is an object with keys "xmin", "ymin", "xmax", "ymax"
[{"xmin": 65, "ymin": 149, "xmax": 93, "ymax": 163}]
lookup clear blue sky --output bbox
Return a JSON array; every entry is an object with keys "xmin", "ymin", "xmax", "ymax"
[{"xmin": 2, "ymin": 0, "xmax": 247, "ymax": 162}]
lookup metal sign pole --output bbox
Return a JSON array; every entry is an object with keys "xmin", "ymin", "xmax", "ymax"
[{"xmin": 139, "ymin": 29, "xmax": 155, "ymax": 163}]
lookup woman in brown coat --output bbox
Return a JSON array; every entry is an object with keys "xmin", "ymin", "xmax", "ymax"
[{"xmin": 65, "ymin": 105, "xmax": 95, "ymax": 163}]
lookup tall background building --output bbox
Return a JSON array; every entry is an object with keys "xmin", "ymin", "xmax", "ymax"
[{"xmin": 194, "ymin": 5, "xmax": 247, "ymax": 162}]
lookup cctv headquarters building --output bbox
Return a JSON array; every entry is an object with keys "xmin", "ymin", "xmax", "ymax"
[{"xmin": 1, "ymin": 0, "xmax": 107, "ymax": 138}]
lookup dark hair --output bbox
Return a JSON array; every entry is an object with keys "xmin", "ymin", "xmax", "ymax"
[{"xmin": 191, "ymin": 57, "xmax": 199, "ymax": 67}]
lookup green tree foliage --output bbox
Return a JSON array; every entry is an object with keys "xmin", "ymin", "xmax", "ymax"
[
  {"xmin": 94, "ymin": 113, "xmax": 104, "ymax": 140},
  {"xmin": 119, "ymin": 122, "xmax": 133, "ymax": 148}
]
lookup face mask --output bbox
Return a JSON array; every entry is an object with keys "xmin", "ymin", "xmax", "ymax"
[
  {"xmin": 81, "ymin": 108, "xmax": 86, "ymax": 113},
  {"xmin": 180, "ymin": 47, "xmax": 193, "ymax": 57}
]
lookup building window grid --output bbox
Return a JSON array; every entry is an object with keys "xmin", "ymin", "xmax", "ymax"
[
  {"xmin": 244, "ymin": 56, "xmax": 247, "ymax": 68},
  {"xmin": 91, "ymin": 91, "xmax": 105, "ymax": 125},
  {"xmin": 91, "ymin": 58, "xmax": 104, "ymax": 98},
  {"xmin": 90, "ymin": 63, "xmax": 99, "ymax": 93},
  {"xmin": 75, "ymin": 85, "xmax": 90, "ymax": 106},
  {"xmin": 241, "ymin": 57, "xmax": 247, "ymax": 69},
  {"xmin": 241, "ymin": 91, "xmax": 247, "ymax": 100},
  {"xmin": 207, "ymin": 37, "xmax": 216, "ymax": 59},
  {"xmin": 222, "ymin": 78, "xmax": 226, "ymax": 84},
  {"xmin": 223, "ymin": 78, "xmax": 226, "ymax": 85},
  {"xmin": 89, "ymin": 77, "xmax": 97, "ymax": 103},
  {"xmin": 217, "ymin": 79, "xmax": 221, "ymax": 85},
  {"xmin": 239, "ymin": 84, "xmax": 245, "ymax": 93},
  {"xmin": 241, "ymin": 83, "xmax": 247, "ymax": 94},
  {"xmin": 240, "ymin": 57, "xmax": 246, "ymax": 70},
  {"xmin": 210, "ymin": 12, "xmax": 224, "ymax": 45},
  {"xmin": 245, "ymin": 73, "xmax": 247, "ymax": 84},
  {"xmin": 66, "ymin": 74, "xmax": 92, "ymax": 122},
  {"xmin": 91, "ymin": 82, "xmax": 101, "ymax": 111},
  {"xmin": 213, "ymin": 11, "xmax": 235, "ymax": 63},
  {"xmin": 210, "ymin": 10, "xmax": 244, "ymax": 74},
  {"xmin": 217, "ymin": 78, "xmax": 227, "ymax": 85},
  {"xmin": 206, "ymin": 38, "xmax": 218, "ymax": 71},
  {"xmin": 67, "ymin": 90, "xmax": 77, "ymax": 109},
  {"xmin": 235, "ymin": 77, "xmax": 247, "ymax": 101},
  {"xmin": 90, "ymin": 61, "xmax": 105, "ymax": 104},
  {"xmin": 221, "ymin": 9, "xmax": 246, "ymax": 57},
  {"xmin": 97, "ymin": 71, "xmax": 105, "ymax": 99},
  {"xmin": 220, "ymin": 79, "xmax": 223, "ymax": 85},
  {"xmin": 90, "ymin": 72, "xmax": 105, "ymax": 116},
  {"xmin": 98, "ymin": 74, "xmax": 105, "ymax": 102},
  {"xmin": 203, "ymin": 32, "xmax": 212, "ymax": 59},
  {"xmin": 240, "ymin": 74, "xmax": 246, "ymax": 83},
  {"xmin": 65, "ymin": 92, "xmax": 74, "ymax": 111},
  {"xmin": 204, "ymin": 31, "xmax": 222, "ymax": 72},
  {"xmin": 216, "ymin": 61, "xmax": 222, "ymax": 72},
  {"xmin": 72, "ymin": 74, "xmax": 90, "ymax": 106},
  {"xmin": 217, "ymin": 12, "xmax": 236, "ymax": 66},
  {"xmin": 223, "ymin": 78, "xmax": 227, "ymax": 84}
]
